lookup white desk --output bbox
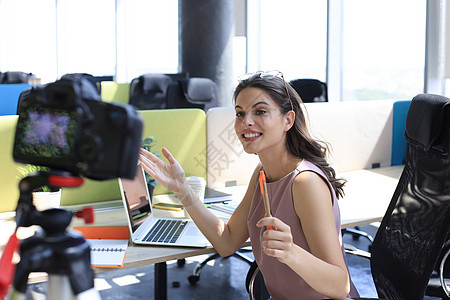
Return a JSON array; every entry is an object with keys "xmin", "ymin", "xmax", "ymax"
[{"xmin": 338, "ymin": 165, "xmax": 404, "ymax": 228}]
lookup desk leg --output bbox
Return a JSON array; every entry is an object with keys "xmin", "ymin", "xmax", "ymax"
[{"xmin": 155, "ymin": 262, "xmax": 167, "ymax": 300}]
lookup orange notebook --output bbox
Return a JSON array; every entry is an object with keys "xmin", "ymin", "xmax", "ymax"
[{"xmin": 74, "ymin": 226, "xmax": 129, "ymax": 268}]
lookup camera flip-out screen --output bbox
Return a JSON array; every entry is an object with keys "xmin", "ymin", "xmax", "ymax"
[{"xmin": 14, "ymin": 108, "xmax": 78, "ymax": 165}]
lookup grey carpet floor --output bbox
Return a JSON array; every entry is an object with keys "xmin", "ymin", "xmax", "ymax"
[{"xmin": 24, "ymin": 224, "xmax": 442, "ymax": 299}]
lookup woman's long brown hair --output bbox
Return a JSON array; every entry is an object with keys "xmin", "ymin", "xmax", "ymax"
[{"xmin": 233, "ymin": 74, "xmax": 346, "ymax": 199}]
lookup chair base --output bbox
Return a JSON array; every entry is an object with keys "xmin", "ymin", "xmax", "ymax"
[
  {"xmin": 188, "ymin": 248, "xmax": 253, "ymax": 285},
  {"xmin": 426, "ymin": 272, "xmax": 450, "ymax": 299}
]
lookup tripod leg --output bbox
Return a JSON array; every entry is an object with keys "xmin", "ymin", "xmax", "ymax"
[
  {"xmin": 66, "ymin": 239, "xmax": 101, "ymax": 300},
  {"xmin": 11, "ymin": 249, "xmax": 32, "ymax": 296},
  {"xmin": 48, "ymin": 275, "xmax": 74, "ymax": 300}
]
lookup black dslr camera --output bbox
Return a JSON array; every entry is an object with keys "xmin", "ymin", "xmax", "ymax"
[{"xmin": 13, "ymin": 77, "xmax": 143, "ymax": 180}]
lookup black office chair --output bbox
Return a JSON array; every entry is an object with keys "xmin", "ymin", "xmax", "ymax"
[
  {"xmin": 16, "ymin": 76, "xmax": 101, "ymax": 115},
  {"xmin": 61, "ymin": 73, "xmax": 104, "ymax": 97},
  {"xmin": 0, "ymin": 71, "xmax": 33, "ymax": 84},
  {"xmin": 427, "ymin": 239, "xmax": 450, "ymax": 298},
  {"xmin": 129, "ymin": 74, "xmax": 172, "ymax": 110},
  {"xmin": 289, "ymin": 78, "xmax": 328, "ymax": 103},
  {"xmin": 345, "ymin": 93, "xmax": 450, "ymax": 299},
  {"xmin": 247, "ymin": 93, "xmax": 450, "ymax": 300},
  {"xmin": 166, "ymin": 77, "xmax": 218, "ymax": 112},
  {"xmin": 245, "ymin": 260, "xmax": 270, "ymax": 300}
]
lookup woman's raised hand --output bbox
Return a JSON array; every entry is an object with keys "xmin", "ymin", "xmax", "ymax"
[{"xmin": 139, "ymin": 147, "xmax": 186, "ymax": 194}]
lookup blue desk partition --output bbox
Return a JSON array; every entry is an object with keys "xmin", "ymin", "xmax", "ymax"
[
  {"xmin": 0, "ymin": 84, "xmax": 31, "ymax": 115},
  {"xmin": 391, "ymin": 100, "xmax": 411, "ymax": 165}
]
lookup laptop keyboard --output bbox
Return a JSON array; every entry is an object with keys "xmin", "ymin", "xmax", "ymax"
[{"xmin": 143, "ymin": 219, "xmax": 188, "ymax": 243}]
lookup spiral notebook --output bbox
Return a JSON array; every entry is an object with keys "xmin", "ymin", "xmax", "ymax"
[
  {"xmin": 87, "ymin": 239, "xmax": 128, "ymax": 268},
  {"xmin": 74, "ymin": 226, "xmax": 129, "ymax": 268}
]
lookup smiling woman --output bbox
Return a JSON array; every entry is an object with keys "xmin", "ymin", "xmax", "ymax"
[
  {"xmin": 138, "ymin": 71, "xmax": 359, "ymax": 299},
  {"xmin": 231, "ymin": 71, "xmax": 358, "ymax": 299}
]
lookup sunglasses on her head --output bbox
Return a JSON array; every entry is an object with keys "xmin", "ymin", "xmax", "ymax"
[{"xmin": 238, "ymin": 70, "xmax": 294, "ymax": 111}]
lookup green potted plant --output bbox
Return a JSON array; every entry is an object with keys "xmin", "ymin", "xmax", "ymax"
[
  {"xmin": 141, "ymin": 136, "xmax": 160, "ymax": 196},
  {"xmin": 17, "ymin": 164, "xmax": 62, "ymax": 210}
]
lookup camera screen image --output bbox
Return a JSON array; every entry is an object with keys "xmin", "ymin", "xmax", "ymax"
[{"xmin": 15, "ymin": 108, "xmax": 78, "ymax": 162}]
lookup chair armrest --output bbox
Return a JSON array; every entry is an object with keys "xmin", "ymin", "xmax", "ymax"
[
  {"xmin": 440, "ymin": 246, "xmax": 450, "ymax": 297},
  {"xmin": 344, "ymin": 243, "xmax": 371, "ymax": 260}
]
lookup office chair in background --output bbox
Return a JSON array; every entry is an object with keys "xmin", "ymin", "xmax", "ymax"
[
  {"xmin": 16, "ymin": 74, "xmax": 103, "ymax": 114},
  {"xmin": 61, "ymin": 73, "xmax": 112, "ymax": 97},
  {"xmin": 0, "ymin": 71, "xmax": 34, "ymax": 84},
  {"xmin": 247, "ymin": 93, "xmax": 450, "ymax": 299},
  {"xmin": 166, "ymin": 77, "xmax": 219, "ymax": 112},
  {"xmin": 289, "ymin": 78, "xmax": 328, "ymax": 103},
  {"xmin": 129, "ymin": 74, "xmax": 173, "ymax": 110}
]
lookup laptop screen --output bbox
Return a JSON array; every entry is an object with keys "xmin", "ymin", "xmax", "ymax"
[{"xmin": 120, "ymin": 165, "xmax": 152, "ymax": 233}]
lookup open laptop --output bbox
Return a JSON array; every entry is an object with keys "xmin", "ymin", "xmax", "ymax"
[{"xmin": 118, "ymin": 164, "xmax": 209, "ymax": 248}]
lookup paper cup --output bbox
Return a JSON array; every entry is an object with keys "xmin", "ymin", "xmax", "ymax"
[
  {"xmin": 32, "ymin": 189, "xmax": 62, "ymax": 211},
  {"xmin": 186, "ymin": 176, "xmax": 206, "ymax": 202}
]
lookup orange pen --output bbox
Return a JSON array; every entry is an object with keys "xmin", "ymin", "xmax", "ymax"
[{"xmin": 259, "ymin": 171, "xmax": 274, "ymax": 230}]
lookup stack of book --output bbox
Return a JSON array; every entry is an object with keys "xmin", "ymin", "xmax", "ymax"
[
  {"xmin": 203, "ymin": 187, "xmax": 232, "ymax": 204},
  {"xmin": 208, "ymin": 202, "xmax": 238, "ymax": 215}
]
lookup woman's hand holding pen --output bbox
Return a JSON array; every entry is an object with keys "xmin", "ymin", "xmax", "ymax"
[
  {"xmin": 139, "ymin": 147, "xmax": 199, "ymax": 208},
  {"xmin": 256, "ymin": 217, "xmax": 295, "ymax": 264}
]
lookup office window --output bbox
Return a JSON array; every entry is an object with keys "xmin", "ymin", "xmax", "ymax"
[
  {"xmin": 57, "ymin": 0, "xmax": 115, "ymax": 78},
  {"xmin": 256, "ymin": 0, "xmax": 327, "ymax": 81},
  {"xmin": 119, "ymin": 0, "xmax": 178, "ymax": 81},
  {"xmin": 0, "ymin": 0, "xmax": 57, "ymax": 83},
  {"xmin": 341, "ymin": 0, "xmax": 426, "ymax": 101}
]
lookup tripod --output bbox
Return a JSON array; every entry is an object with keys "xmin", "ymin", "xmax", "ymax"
[{"xmin": 7, "ymin": 171, "xmax": 101, "ymax": 300}]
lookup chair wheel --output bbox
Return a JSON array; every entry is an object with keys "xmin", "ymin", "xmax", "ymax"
[
  {"xmin": 188, "ymin": 275, "xmax": 200, "ymax": 285},
  {"xmin": 177, "ymin": 258, "xmax": 186, "ymax": 267}
]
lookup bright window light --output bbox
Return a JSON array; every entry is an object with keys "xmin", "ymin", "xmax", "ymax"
[
  {"xmin": 258, "ymin": 0, "xmax": 327, "ymax": 81},
  {"xmin": 341, "ymin": 0, "xmax": 426, "ymax": 101}
]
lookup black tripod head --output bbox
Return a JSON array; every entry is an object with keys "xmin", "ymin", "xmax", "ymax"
[{"xmin": 15, "ymin": 170, "xmax": 84, "ymax": 231}]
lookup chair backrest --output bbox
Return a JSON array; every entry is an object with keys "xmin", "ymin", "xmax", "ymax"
[
  {"xmin": 17, "ymin": 77, "xmax": 100, "ymax": 115},
  {"xmin": 1, "ymin": 71, "xmax": 33, "ymax": 84},
  {"xmin": 166, "ymin": 78, "xmax": 218, "ymax": 112},
  {"xmin": 370, "ymin": 93, "xmax": 450, "ymax": 299},
  {"xmin": 129, "ymin": 74, "xmax": 172, "ymax": 110},
  {"xmin": 289, "ymin": 78, "xmax": 328, "ymax": 103},
  {"xmin": 61, "ymin": 73, "xmax": 104, "ymax": 97}
]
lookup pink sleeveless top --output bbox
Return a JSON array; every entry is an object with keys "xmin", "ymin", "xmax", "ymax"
[{"xmin": 247, "ymin": 160, "xmax": 359, "ymax": 299}]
